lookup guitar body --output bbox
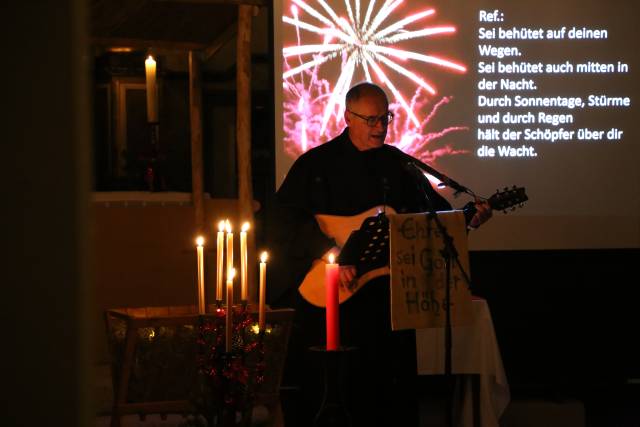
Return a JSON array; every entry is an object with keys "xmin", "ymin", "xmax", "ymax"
[
  {"xmin": 298, "ymin": 257, "xmax": 389, "ymax": 307},
  {"xmin": 297, "ymin": 186, "xmax": 528, "ymax": 307},
  {"xmin": 298, "ymin": 206, "xmax": 395, "ymax": 307}
]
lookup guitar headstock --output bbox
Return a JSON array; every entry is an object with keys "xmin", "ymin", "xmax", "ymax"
[{"xmin": 488, "ymin": 186, "xmax": 528, "ymax": 213}]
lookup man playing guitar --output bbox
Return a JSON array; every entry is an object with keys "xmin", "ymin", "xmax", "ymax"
[{"xmin": 268, "ymin": 82, "xmax": 492, "ymax": 427}]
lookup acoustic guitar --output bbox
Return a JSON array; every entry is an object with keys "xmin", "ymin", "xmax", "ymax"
[{"xmin": 298, "ymin": 186, "xmax": 528, "ymax": 307}]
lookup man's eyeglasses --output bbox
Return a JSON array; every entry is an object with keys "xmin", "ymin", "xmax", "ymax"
[{"xmin": 347, "ymin": 110, "xmax": 394, "ymax": 127}]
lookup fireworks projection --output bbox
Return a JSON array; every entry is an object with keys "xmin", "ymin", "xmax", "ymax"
[
  {"xmin": 276, "ymin": 0, "xmax": 640, "ymax": 250},
  {"xmin": 281, "ymin": 0, "xmax": 468, "ymax": 163}
]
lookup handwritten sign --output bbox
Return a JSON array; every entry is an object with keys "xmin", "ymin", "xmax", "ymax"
[{"xmin": 389, "ymin": 211, "xmax": 472, "ymax": 330}]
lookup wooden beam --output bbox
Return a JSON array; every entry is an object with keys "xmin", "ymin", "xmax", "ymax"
[
  {"xmin": 236, "ymin": 4, "xmax": 256, "ymax": 302},
  {"xmin": 92, "ymin": 37, "xmax": 207, "ymax": 52},
  {"xmin": 201, "ymin": 21, "xmax": 237, "ymax": 62},
  {"xmin": 154, "ymin": 0, "xmax": 268, "ymax": 7},
  {"xmin": 189, "ymin": 51, "xmax": 206, "ymax": 234}
]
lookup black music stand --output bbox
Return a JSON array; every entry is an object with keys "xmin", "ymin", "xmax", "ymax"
[{"xmin": 336, "ymin": 211, "xmax": 390, "ymax": 274}]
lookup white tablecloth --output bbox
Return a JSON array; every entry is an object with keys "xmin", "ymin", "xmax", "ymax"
[{"xmin": 416, "ymin": 298, "xmax": 510, "ymax": 427}]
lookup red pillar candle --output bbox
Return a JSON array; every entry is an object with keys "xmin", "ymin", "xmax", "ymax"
[{"xmin": 325, "ymin": 253, "xmax": 340, "ymax": 351}]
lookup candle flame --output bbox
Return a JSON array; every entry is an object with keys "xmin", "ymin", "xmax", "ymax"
[
  {"xmin": 228, "ymin": 268, "xmax": 236, "ymax": 281},
  {"xmin": 225, "ymin": 219, "xmax": 232, "ymax": 233},
  {"xmin": 196, "ymin": 236, "xmax": 205, "ymax": 246},
  {"xmin": 328, "ymin": 253, "xmax": 335, "ymax": 264},
  {"xmin": 260, "ymin": 251, "xmax": 268, "ymax": 263},
  {"xmin": 218, "ymin": 220, "xmax": 225, "ymax": 232},
  {"xmin": 145, "ymin": 55, "xmax": 156, "ymax": 65},
  {"xmin": 241, "ymin": 222, "xmax": 250, "ymax": 232}
]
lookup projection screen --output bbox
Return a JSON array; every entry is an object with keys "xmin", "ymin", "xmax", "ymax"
[{"xmin": 273, "ymin": 0, "xmax": 640, "ymax": 250}]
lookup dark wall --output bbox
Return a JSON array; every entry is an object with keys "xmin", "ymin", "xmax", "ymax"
[
  {"xmin": 469, "ymin": 248, "xmax": 639, "ymax": 392},
  {"xmin": 4, "ymin": 1, "xmax": 91, "ymax": 427}
]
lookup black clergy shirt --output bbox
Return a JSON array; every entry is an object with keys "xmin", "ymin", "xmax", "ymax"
[{"xmin": 268, "ymin": 127, "xmax": 452, "ymax": 307}]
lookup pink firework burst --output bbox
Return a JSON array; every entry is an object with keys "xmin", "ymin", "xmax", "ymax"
[
  {"xmin": 386, "ymin": 90, "xmax": 469, "ymax": 164},
  {"xmin": 282, "ymin": 0, "xmax": 468, "ymax": 162},
  {"xmin": 283, "ymin": 69, "xmax": 344, "ymax": 158}
]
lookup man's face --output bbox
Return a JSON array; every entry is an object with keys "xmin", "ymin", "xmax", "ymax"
[{"xmin": 345, "ymin": 94, "xmax": 389, "ymax": 151}]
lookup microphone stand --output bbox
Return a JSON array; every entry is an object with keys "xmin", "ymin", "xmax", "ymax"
[
  {"xmin": 405, "ymin": 161, "xmax": 473, "ymax": 427},
  {"xmin": 409, "ymin": 157, "xmax": 473, "ymax": 197}
]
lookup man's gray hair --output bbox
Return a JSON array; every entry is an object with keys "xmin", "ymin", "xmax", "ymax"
[{"xmin": 345, "ymin": 82, "xmax": 389, "ymax": 107}]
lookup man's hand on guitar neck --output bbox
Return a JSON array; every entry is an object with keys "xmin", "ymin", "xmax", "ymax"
[
  {"xmin": 468, "ymin": 199, "xmax": 493, "ymax": 229},
  {"xmin": 339, "ymin": 265, "xmax": 358, "ymax": 292}
]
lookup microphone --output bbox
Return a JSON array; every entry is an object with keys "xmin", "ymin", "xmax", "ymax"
[
  {"xmin": 402, "ymin": 161, "xmax": 436, "ymax": 212},
  {"xmin": 404, "ymin": 158, "xmax": 470, "ymax": 195}
]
